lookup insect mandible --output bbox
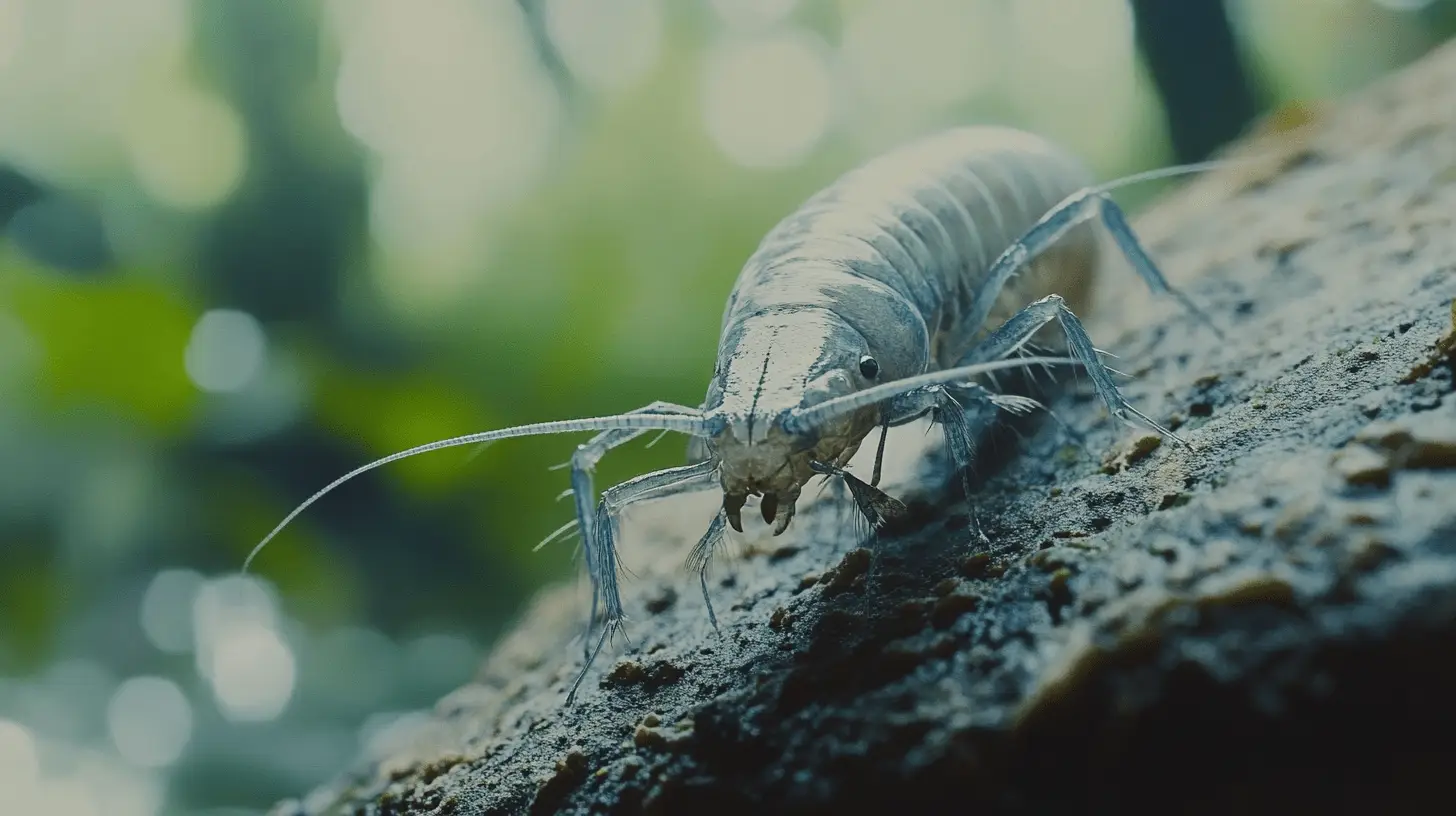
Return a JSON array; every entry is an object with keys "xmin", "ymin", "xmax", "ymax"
[{"xmin": 243, "ymin": 126, "xmax": 1229, "ymax": 703}]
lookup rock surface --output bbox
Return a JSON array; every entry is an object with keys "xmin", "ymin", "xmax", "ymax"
[{"xmin": 276, "ymin": 39, "xmax": 1456, "ymax": 816}]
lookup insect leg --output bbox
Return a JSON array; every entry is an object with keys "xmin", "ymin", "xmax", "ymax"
[
  {"xmin": 1095, "ymin": 195, "xmax": 1225, "ymax": 338},
  {"xmin": 942, "ymin": 382, "xmax": 1046, "ymax": 417},
  {"xmin": 960, "ymin": 294, "xmax": 1185, "ymax": 445},
  {"xmin": 868, "ymin": 420, "xmax": 890, "ymax": 488},
  {"xmin": 882, "ymin": 386, "xmax": 989, "ymax": 544},
  {"xmin": 590, "ymin": 459, "xmax": 719, "ymax": 627},
  {"xmin": 962, "ymin": 188, "xmax": 1218, "ymax": 347},
  {"xmin": 809, "ymin": 459, "xmax": 908, "ymax": 535},
  {"xmin": 880, "ymin": 380, "xmax": 1047, "ymax": 546},
  {"xmin": 570, "ymin": 400, "xmax": 701, "ymax": 658},
  {"xmin": 685, "ymin": 509, "xmax": 727, "ymax": 631},
  {"xmin": 568, "ymin": 459, "xmax": 718, "ymax": 704}
]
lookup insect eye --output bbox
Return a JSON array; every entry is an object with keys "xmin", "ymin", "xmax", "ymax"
[{"xmin": 858, "ymin": 355, "xmax": 880, "ymax": 379}]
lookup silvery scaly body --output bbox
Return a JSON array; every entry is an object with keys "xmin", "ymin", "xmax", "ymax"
[
  {"xmin": 243, "ymin": 125, "xmax": 1222, "ymax": 705},
  {"xmin": 698, "ymin": 126, "xmax": 1099, "ymax": 533}
]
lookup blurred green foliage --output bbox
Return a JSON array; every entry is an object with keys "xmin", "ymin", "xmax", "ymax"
[
  {"xmin": 0, "ymin": 1, "xmax": 1452, "ymax": 813},
  {"xmin": 9, "ymin": 268, "xmax": 200, "ymax": 429}
]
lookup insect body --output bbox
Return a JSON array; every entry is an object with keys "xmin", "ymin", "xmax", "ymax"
[
  {"xmin": 703, "ymin": 126, "xmax": 1104, "ymax": 534},
  {"xmin": 244, "ymin": 126, "xmax": 1222, "ymax": 703}
]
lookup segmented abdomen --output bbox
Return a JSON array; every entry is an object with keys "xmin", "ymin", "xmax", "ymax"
[{"xmin": 723, "ymin": 127, "xmax": 1099, "ymax": 369}]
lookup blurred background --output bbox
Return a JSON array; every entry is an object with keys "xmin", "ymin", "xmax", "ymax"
[{"xmin": 0, "ymin": 0, "xmax": 1452, "ymax": 813}]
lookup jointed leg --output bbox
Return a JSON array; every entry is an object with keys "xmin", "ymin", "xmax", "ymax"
[
  {"xmin": 569, "ymin": 400, "xmax": 700, "ymax": 657},
  {"xmin": 1097, "ymin": 197, "xmax": 1225, "ymax": 338},
  {"xmin": 957, "ymin": 294, "xmax": 1185, "ymax": 444},
  {"xmin": 958, "ymin": 187, "xmax": 1222, "ymax": 351},
  {"xmin": 567, "ymin": 459, "xmax": 717, "ymax": 704},
  {"xmin": 685, "ymin": 509, "xmax": 727, "ymax": 631},
  {"xmin": 811, "ymin": 458, "xmax": 908, "ymax": 534},
  {"xmin": 588, "ymin": 459, "xmax": 718, "ymax": 627},
  {"xmin": 881, "ymin": 385, "xmax": 988, "ymax": 544},
  {"xmin": 827, "ymin": 385, "xmax": 1041, "ymax": 550},
  {"xmin": 943, "ymin": 382, "xmax": 1046, "ymax": 417},
  {"xmin": 869, "ymin": 420, "xmax": 890, "ymax": 488}
]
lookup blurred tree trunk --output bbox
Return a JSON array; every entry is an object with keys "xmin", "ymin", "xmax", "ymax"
[
  {"xmin": 274, "ymin": 39, "xmax": 1456, "ymax": 816},
  {"xmin": 1130, "ymin": 0, "xmax": 1259, "ymax": 162}
]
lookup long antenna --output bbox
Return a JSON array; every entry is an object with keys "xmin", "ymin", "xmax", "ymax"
[
  {"xmin": 785, "ymin": 356, "xmax": 1080, "ymax": 432},
  {"xmin": 242, "ymin": 411, "xmax": 709, "ymax": 572}
]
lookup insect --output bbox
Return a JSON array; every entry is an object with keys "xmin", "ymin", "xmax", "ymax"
[{"xmin": 243, "ymin": 126, "xmax": 1227, "ymax": 704}]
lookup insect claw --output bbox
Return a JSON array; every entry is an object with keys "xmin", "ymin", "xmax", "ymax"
[
  {"xmin": 771, "ymin": 501, "xmax": 795, "ymax": 536},
  {"xmin": 724, "ymin": 493, "xmax": 746, "ymax": 533},
  {"xmin": 1116, "ymin": 405, "xmax": 1190, "ymax": 448}
]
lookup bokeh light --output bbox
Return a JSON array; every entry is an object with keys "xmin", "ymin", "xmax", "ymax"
[
  {"xmin": 123, "ymin": 82, "xmax": 247, "ymax": 211},
  {"xmin": 0, "ymin": 718, "xmax": 40, "ymax": 790},
  {"xmin": 0, "ymin": 0, "xmax": 24, "ymax": 73},
  {"xmin": 545, "ymin": 0, "xmax": 663, "ymax": 92},
  {"xmin": 1005, "ymin": 0, "xmax": 1152, "ymax": 169},
  {"xmin": 207, "ymin": 625, "xmax": 296, "ymax": 722},
  {"xmin": 191, "ymin": 574, "xmax": 278, "ymax": 653},
  {"xmin": 332, "ymin": 0, "xmax": 562, "ymax": 315},
  {"xmin": 106, "ymin": 676, "xmax": 193, "ymax": 768},
  {"xmin": 701, "ymin": 29, "xmax": 834, "ymax": 168},
  {"xmin": 193, "ymin": 576, "xmax": 296, "ymax": 722},
  {"xmin": 198, "ymin": 349, "xmax": 309, "ymax": 444},
  {"xmin": 839, "ymin": 0, "xmax": 999, "ymax": 130},
  {"xmin": 0, "ymin": 0, "xmax": 191, "ymax": 186},
  {"xmin": 139, "ymin": 569, "xmax": 203, "ymax": 654},
  {"xmin": 54, "ymin": 756, "xmax": 162, "ymax": 816},
  {"xmin": 184, "ymin": 308, "xmax": 267, "ymax": 394}
]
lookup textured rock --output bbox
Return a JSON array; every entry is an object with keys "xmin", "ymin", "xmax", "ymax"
[{"xmin": 276, "ymin": 39, "xmax": 1456, "ymax": 816}]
